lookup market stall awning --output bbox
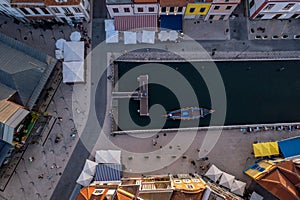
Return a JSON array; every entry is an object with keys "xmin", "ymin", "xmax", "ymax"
[
  {"xmin": 231, "ymin": 180, "xmax": 246, "ymax": 196},
  {"xmin": 63, "ymin": 41, "xmax": 84, "ymax": 62},
  {"xmin": 114, "ymin": 15, "xmax": 157, "ymax": 31},
  {"xmin": 160, "ymin": 15, "xmax": 182, "ymax": 31},
  {"xmin": 62, "ymin": 61, "xmax": 84, "ymax": 83},
  {"xmin": 253, "ymin": 142, "xmax": 279, "ymax": 158},
  {"xmin": 95, "ymin": 150, "xmax": 121, "ymax": 164},
  {"xmin": 219, "ymin": 172, "xmax": 235, "ymax": 189},
  {"xmin": 278, "ymin": 136, "xmax": 300, "ymax": 158},
  {"xmin": 205, "ymin": 164, "xmax": 223, "ymax": 182},
  {"xmin": 124, "ymin": 31, "xmax": 137, "ymax": 44}
]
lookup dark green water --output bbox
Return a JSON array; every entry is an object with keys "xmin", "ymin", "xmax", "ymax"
[{"xmin": 117, "ymin": 61, "xmax": 300, "ymax": 130}]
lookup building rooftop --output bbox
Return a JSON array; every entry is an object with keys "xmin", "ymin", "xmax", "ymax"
[
  {"xmin": 0, "ymin": 33, "xmax": 56, "ymax": 110},
  {"xmin": 0, "ymin": 83, "xmax": 16, "ymax": 101},
  {"xmin": 106, "ymin": 0, "xmax": 132, "ymax": 4}
]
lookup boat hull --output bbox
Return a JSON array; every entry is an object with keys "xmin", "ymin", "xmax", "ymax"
[{"xmin": 166, "ymin": 107, "xmax": 214, "ymax": 120}]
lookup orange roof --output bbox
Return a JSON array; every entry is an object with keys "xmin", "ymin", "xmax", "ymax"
[
  {"xmin": 44, "ymin": 0, "xmax": 81, "ymax": 6},
  {"xmin": 257, "ymin": 169, "xmax": 300, "ymax": 200},
  {"xmin": 133, "ymin": 0, "xmax": 157, "ymax": 3},
  {"xmin": 76, "ymin": 186, "xmax": 108, "ymax": 200},
  {"xmin": 277, "ymin": 160, "xmax": 300, "ymax": 185},
  {"xmin": 159, "ymin": 0, "xmax": 187, "ymax": 7}
]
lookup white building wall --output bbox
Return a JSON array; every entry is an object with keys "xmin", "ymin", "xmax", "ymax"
[
  {"xmin": 159, "ymin": 6, "xmax": 186, "ymax": 15},
  {"xmin": 48, "ymin": 4, "xmax": 90, "ymax": 23},
  {"xmin": 133, "ymin": 3, "xmax": 158, "ymax": 14},
  {"xmin": 106, "ymin": 4, "xmax": 134, "ymax": 18}
]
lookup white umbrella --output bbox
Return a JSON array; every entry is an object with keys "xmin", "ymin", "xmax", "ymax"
[
  {"xmin": 205, "ymin": 164, "xmax": 223, "ymax": 182},
  {"xmin": 83, "ymin": 159, "xmax": 98, "ymax": 176},
  {"xmin": 158, "ymin": 31, "xmax": 168, "ymax": 42},
  {"xmin": 70, "ymin": 31, "xmax": 81, "ymax": 41},
  {"xmin": 76, "ymin": 171, "xmax": 93, "ymax": 187},
  {"xmin": 55, "ymin": 38, "xmax": 66, "ymax": 50},
  {"xmin": 231, "ymin": 180, "xmax": 246, "ymax": 196},
  {"xmin": 219, "ymin": 172, "xmax": 235, "ymax": 189},
  {"xmin": 169, "ymin": 30, "xmax": 178, "ymax": 41}
]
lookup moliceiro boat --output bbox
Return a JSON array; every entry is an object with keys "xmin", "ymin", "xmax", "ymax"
[{"xmin": 166, "ymin": 107, "xmax": 215, "ymax": 120}]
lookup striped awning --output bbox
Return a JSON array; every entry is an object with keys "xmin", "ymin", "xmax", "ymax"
[
  {"xmin": 114, "ymin": 15, "xmax": 157, "ymax": 31},
  {"xmin": 95, "ymin": 164, "xmax": 122, "ymax": 181}
]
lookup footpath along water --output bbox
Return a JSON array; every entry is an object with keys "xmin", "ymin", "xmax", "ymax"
[{"xmin": 116, "ymin": 61, "xmax": 300, "ymax": 130}]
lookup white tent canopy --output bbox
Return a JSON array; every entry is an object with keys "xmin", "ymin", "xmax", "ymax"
[
  {"xmin": 250, "ymin": 192, "xmax": 264, "ymax": 200},
  {"xmin": 219, "ymin": 172, "xmax": 235, "ymax": 189},
  {"xmin": 83, "ymin": 159, "xmax": 98, "ymax": 176},
  {"xmin": 63, "ymin": 61, "xmax": 84, "ymax": 83},
  {"xmin": 142, "ymin": 30, "xmax": 155, "ymax": 44},
  {"xmin": 105, "ymin": 19, "xmax": 115, "ymax": 31},
  {"xmin": 169, "ymin": 30, "xmax": 178, "ymax": 41},
  {"xmin": 95, "ymin": 150, "xmax": 121, "ymax": 164},
  {"xmin": 230, "ymin": 180, "xmax": 246, "ymax": 196},
  {"xmin": 205, "ymin": 164, "xmax": 223, "ymax": 182},
  {"xmin": 63, "ymin": 41, "xmax": 84, "ymax": 62},
  {"xmin": 55, "ymin": 38, "xmax": 66, "ymax": 50},
  {"xmin": 55, "ymin": 50, "xmax": 63, "ymax": 59},
  {"xmin": 158, "ymin": 31, "xmax": 168, "ymax": 42},
  {"xmin": 70, "ymin": 31, "xmax": 81, "ymax": 41},
  {"xmin": 106, "ymin": 31, "xmax": 119, "ymax": 43},
  {"xmin": 76, "ymin": 171, "xmax": 93, "ymax": 187},
  {"xmin": 124, "ymin": 31, "xmax": 137, "ymax": 44}
]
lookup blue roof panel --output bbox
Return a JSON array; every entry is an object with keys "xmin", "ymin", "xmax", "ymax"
[
  {"xmin": 278, "ymin": 137, "xmax": 300, "ymax": 158},
  {"xmin": 160, "ymin": 15, "xmax": 182, "ymax": 31},
  {"xmin": 95, "ymin": 164, "xmax": 122, "ymax": 181}
]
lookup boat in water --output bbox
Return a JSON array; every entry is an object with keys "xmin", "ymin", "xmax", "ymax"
[{"xmin": 166, "ymin": 107, "xmax": 215, "ymax": 120}]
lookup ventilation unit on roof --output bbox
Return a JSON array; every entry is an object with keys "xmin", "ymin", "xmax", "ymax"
[{"xmin": 92, "ymin": 189, "xmax": 105, "ymax": 196}]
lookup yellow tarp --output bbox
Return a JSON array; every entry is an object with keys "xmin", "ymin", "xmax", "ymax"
[
  {"xmin": 244, "ymin": 160, "xmax": 277, "ymax": 180},
  {"xmin": 253, "ymin": 142, "xmax": 279, "ymax": 158}
]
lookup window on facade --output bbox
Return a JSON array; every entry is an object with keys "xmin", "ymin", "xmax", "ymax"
[
  {"xmin": 112, "ymin": 8, "xmax": 119, "ymax": 13},
  {"xmin": 177, "ymin": 7, "xmax": 183, "ymax": 12},
  {"xmin": 291, "ymin": 14, "xmax": 300, "ymax": 19},
  {"xmin": 170, "ymin": 7, "xmax": 174, "ymax": 12},
  {"xmin": 249, "ymin": 0, "xmax": 255, "ymax": 9},
  {"xmin": 273, "ymin": 13, "xmax": 282, "ymax": 19},
  {"xmin": 226, "ymin": 6, "xmax": 232, "ymax": 10},
  {"xmin": 148, "ymin": 7, "xmax": 154, "ymax": 12},
  {"xmin": 73, "ymin": 7, "xmax": 81, "ymax": 13},
  {"xmin": 209, "ymin": 15, "xmax": 214, "ymax": 20},
  {"xmin": 161, "ymin": 7, "xmax": 166, "ymax": 12},
  {"xmin": 124, "ymin": 7, "xmax": 130, "ymax": 12},
  {"xmin": 199, "ymin": 7, "xmax": 206, "ymax": 12},
  {"xmin": 20, "ymin": 8, "xmax": 30, "ymax": 15},
  {"xmin": 137, "ymin": 7, "xmax": 143, "ymax": 12},
  {"xmin": 186, "ymin": 184, "xmax": 194, "ymax": 189},
  {"xmin": 189, "ymin": 7, "xmax": 195, "ymax": 13},
  {"xmin": 30, "ymin": 8, "xmax": 40, "ymax": 14},
  {"xmin": 52, "ymin": 7, "xmax": 60, "ymax": 13},
  {"xmin": 219, "ymin": 15, "xmax": 225, "ymax": 20},
  {"xmin": 256, "ymin": 14, "xmax": 264, "ymax": 19},
  {"xmin": 214, "ymin": 6, "xmax": 220, "ymax": 10},
  {"xmin": 40, "ymin": 7, "xmax": 50, "ymax": 14},
  {"xmin": 264, "ymin": 4, "xmax": 275, "ymax": 10},
  {"xmin": 282, "ymin": 3, "xmax": 295, "ymax": 10}
]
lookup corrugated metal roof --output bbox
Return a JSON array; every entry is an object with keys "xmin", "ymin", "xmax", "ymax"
[
  {"xmin": 5, "ymin": 108, "xmax": 29, "ymax": 128},
  {"xmin": 0, "ymin": 83, "xmax": 16, "ymax": 101},
  {"xmin": 114, "ymin": 15, "xmax": 157, "ymax": 31},
  {"xmin": 95, "ymin": 164, "xmax": 122, "ymax": 182},
  {"xmin": 0, "ymin": 100, "xmax": 28, "ymax": 126}
]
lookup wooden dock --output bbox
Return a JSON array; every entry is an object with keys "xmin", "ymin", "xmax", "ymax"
[
  {"xmin": 138, "ymin": 75, "xmax": 149, "ymax": 116},
  {"xmin": 112, "ymin": 75, "xmax": 149, "ymax": 117}
]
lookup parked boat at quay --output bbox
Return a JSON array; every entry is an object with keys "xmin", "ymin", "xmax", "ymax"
[{"xmin": 166, "ymin": 107, "xmax": 215, "ymax": 120}]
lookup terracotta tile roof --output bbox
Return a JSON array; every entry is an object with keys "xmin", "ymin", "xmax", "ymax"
[
  {"xmin": 26, "ymin": 15, "xmax": 56, "ymax": 20},
  {"xmin": 171, "ymin": 191, "xmax": 202, "ymax": 200},
  {"xmin": 159, "ymin": 0, "xmax": 187, "ymax": 7},
  {"xmin": 11, "ymin": 0, "xmax": 44, "ymax": 4},
  {"xmin": 76, "ymin": 186, "xmax": 108, "ymax": 200},
  {"xmin": 257, "ymin": 169, "xmax": 300, "ymax": 200},
  {"xmin": 44, "ymin": 0, "xmax": 81, "ymax": 6},
  {"xmin": 134, "ymin": 0, "xmax": 157, "ymax": 3}
]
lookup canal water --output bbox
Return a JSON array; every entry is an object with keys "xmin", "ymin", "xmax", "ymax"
[{"xmin": 116, "ymin": 61, "xmax": 300, "ymax": 131}]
